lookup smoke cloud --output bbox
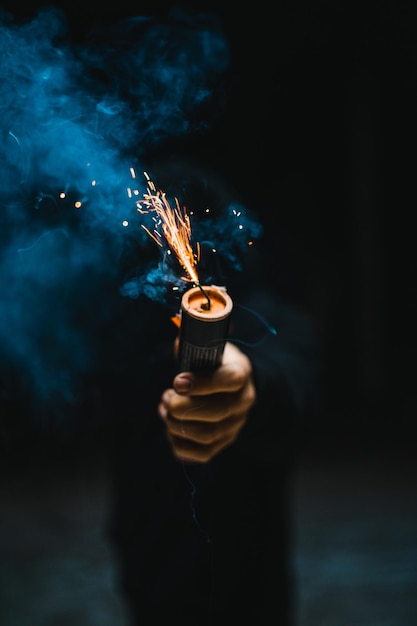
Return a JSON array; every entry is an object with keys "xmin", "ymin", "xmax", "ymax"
[{"xmin": 0, "ymin": 6, "xmax": 262, "ymax": 421}]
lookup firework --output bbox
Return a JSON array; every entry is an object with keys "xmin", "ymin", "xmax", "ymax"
[{"xmin": 132, "ymin": 170, "xmax": 233, "ymax": 371}]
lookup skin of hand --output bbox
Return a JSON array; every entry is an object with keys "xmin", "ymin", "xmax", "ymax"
[{"xmin": 157, "ymin": 340, "xmax": 256, "ymax": 463}]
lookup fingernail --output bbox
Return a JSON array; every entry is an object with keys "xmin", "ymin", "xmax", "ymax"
[{"xmin": 174, "ymin": 374, "xmax": 193, "ymax": 393}]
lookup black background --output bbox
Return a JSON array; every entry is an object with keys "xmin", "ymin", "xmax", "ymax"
[
  {"xmin": 2, "ymin": 5, "xmax": 417, "ymax": 626},
  {"xmin": 2, "ymin": 0, "xmax": 417, "ymax": 456}
]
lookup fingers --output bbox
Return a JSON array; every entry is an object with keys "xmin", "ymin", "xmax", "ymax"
[
  {"xmin": 164, "ymin": 414, "xmax": 247, "ymax": 463},
  {"xmin": 173, "ymin": 342, "xmax": 253, "ymax": 396},
  {"xmin": 163, "ymin": 411, "xmax": 246, "ymax": 444},
  {"xmin": 157, "ymin": 341, "xmax": 256, "ymax": 463},
  {"xmin": 160, "ymin": 380, "xmax": 255, "ymax": 422},
  {"xmin": 158, "ymin": 381, "xmax": 255, "ymax": 463}
]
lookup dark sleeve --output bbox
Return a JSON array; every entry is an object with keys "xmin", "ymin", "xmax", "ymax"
[{"xmin": 229, "ymin": 286, "xmax": 322, "ymax": 463}]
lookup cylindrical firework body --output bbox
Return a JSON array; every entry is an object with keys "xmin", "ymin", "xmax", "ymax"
[{"xmin": 178, "ymin": 285, "xmax": 233, "ymax": 372}]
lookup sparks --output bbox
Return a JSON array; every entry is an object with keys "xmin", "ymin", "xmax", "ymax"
[{"xmin": 136, "ymin": 172, "xmax": 200, "ymax": 286}]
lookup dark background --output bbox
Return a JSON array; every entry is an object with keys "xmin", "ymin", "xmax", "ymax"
[
  {"xmin": 1, "ymin": 2, "xmax": 417, "ymax": 625},
  {"xmin": 2, "ymin": 0, "xmax": 416, "ymax": 453}
]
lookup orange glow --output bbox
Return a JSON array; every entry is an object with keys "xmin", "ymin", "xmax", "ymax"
[
  {"xmin": 136, "ymin": 172, "xmax": 200, "ymax": 285},
  {"xmin": 182, "ymin": 285, "xmax": 232, "ymax": 321}
]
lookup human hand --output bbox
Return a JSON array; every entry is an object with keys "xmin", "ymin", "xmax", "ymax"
[{"xmin": 157, "ymin": 341, "xmax": 256, "ymax": 463}]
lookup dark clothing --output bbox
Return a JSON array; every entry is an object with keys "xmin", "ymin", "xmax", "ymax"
[
  {"xmin": 0, "ymin": 199, "xmax": 319, "ymax": 626},
  {"xmin": 1, "ymin": 9, "xmax": 321, "ymax": 624},
  {"xmin": 102, "ymin": 284, "xmax": 319, "ymax": 625},
  {"xmin": 112, "ymin": 448, "xmax": 291, "ymax": 625}
]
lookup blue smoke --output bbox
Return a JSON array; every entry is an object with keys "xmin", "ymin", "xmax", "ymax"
[
  {"xmin": 0, "ymin": 6, "xmax": 261, "ymax": 417},
  {"xmin": 120, "ymin": 197, "xmax": 264, "ymax": 303},
  {"xmin": 1, "ymin": 7, "xmax": 230, "ymax": 230}
]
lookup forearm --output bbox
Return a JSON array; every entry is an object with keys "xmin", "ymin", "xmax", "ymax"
[{"xmin": 230, "ymin": 289, "xmax": 321, "ymax": 461}]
